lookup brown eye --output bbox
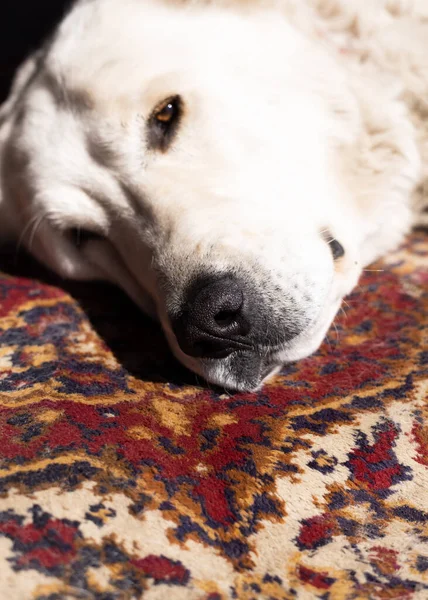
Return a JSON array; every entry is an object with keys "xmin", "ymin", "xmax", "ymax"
[
  {"xmin": 148, "ymin": 95, "xmax": 182, "ymax": 151},
  {"xmin": 155, "ymin": 101, "xmax": 176, "ymax": 123}
]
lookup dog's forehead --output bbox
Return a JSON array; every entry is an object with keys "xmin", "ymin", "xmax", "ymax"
[
  {"xmin": 15, "ymin": 0, "xmax": 335, "ymax": 213},
  {"xmin": 44, "ymin": 0, "xmax": 295, "ymax": 104}
]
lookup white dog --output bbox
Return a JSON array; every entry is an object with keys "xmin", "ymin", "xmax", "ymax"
[{"xmin": 0, "ymin": 0, "xmax": 427, "ymax": 391}]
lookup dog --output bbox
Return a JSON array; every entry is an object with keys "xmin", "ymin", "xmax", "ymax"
[{"xmin": 0, "ymin": 0, "xmax": 427, "ymax": 391}]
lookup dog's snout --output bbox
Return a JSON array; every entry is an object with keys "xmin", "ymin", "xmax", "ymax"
[{"xmin": 172, "ymin": 276, "xmax": 251, "ymax": 358}]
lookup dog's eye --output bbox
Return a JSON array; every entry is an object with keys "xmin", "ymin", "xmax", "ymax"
[
  {"xmin": 155, "ymin": 100, "xmax": 177, "ymax": 123},
  {"xmin": 323, "ymin": 230, "xmax": 345, "ymax": 260},
  {"xmin": 67, "ymin": 227, "xmax": 104, "ymax": 248},
  {"xmin": 329, "ymin": 238, "xmax": 345, "ymax": 260},
  {"xmin": 148, "ymin": 95, "xmax": 182, "ymax": 151}
]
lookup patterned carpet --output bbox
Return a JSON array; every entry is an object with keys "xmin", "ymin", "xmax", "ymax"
[{"xmin": 0, "ymin": 231, "xmax": 427, "ymax": 600}]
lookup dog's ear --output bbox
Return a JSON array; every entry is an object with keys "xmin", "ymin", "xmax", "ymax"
[
  {"xmin": 0, "ymin": 51, "xmax": 43, "ymax": 127},
  {"xmin": 0, "ymin": 51, "xmax": 43, "ymax": 241}
]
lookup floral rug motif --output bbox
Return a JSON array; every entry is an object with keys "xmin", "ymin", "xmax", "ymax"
[{"xmin": 0, "ymin": 232, "xmax": 427, "ymax": 599}]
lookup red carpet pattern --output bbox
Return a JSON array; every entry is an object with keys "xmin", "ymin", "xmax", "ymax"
[{"xmin": 0, "ymin": 232, "xmax": 427, "ymax": 599}]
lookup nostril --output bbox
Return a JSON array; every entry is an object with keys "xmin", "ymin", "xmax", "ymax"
[
  {"xmin": 214, "ymin": 308, "xmax": 240, "ymax": 327},
  {"xmin": 214, "ymin": 310, "xmax": 236, "ymax": 327}
]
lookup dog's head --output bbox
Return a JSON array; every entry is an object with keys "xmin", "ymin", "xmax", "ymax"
[{"xmin": 0, "ymin": 0, "xmax": 365, "ymax": 390}]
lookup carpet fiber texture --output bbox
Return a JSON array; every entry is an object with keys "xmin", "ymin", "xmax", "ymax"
[{"xmin": 0, "ymin": 232, "xmax": 427, "ymax": 599}]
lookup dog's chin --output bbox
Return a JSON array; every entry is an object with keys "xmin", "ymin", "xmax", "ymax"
[
  {"xmin": 201, "ymin": 353, "xmax": 279, "ymax": 392},
  {"xmin": 170, "ymin": 300, "xmax": 342, "ymax": 392}
]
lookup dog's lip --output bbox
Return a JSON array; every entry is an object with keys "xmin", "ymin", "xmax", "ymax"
[
  {"xmin": 200, "ymin": 347, "xmax": 253, "ymax": 361},
  {"xmin": 260, "ymin": 362, "xmax": 280, "ymax": 380},
  {"xmin": 198, "ymin": 345, "xmax": 281, "ymax": 368}
]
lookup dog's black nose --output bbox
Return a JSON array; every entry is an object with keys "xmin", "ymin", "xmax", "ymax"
[{"xmin": 172, "ymin": 276, "xmax": 251, "ymax": 358}]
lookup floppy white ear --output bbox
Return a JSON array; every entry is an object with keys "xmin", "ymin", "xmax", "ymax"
[
  {"xmin": 0, "ymin": 51, "xmax": 42, "ymax": 125},
  {"xmin": 8, "ymin": 184, "xmax": 109, "ymax": 281},
  {"xmin": 0, "ymin": 51, "xmax": 43, "ymax": 241}
]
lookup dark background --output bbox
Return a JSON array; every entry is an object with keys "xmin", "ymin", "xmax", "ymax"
[{"xmin": 0, "ymin": 1, "xmax": 72, "ymax": 102}]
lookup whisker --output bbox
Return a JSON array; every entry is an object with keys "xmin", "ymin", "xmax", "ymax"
[
  {"xmin": 28, "ymin": 215, "xmax": 46, "ymax": 253},
  {"xmin": 194, "ymin": 374, "xmax": 206, "ymax": 391},
  {"xmin": 332, "ymin": 321, "xmax": 340, "ymax": 342},
  {"xmin": 16, "ymin": 214, "xmax": 39, "ymax": 254},
  {"xmin": 339, "ymin": 306, "xmax": 348, "ymax": 320}
]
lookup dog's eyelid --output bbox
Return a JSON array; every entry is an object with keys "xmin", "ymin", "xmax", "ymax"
[
  {"xmin": 66, "ymin": 227, "xmax": 105, "ymax": 248},
  {"xmin": 151, "ymin": 94, "xmax": 182, "ymax": 118}
]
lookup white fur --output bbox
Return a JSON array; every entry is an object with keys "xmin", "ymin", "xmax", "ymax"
[{"xmin": 0, "ymin": 0, "xmax": 426, "ymax": 390}]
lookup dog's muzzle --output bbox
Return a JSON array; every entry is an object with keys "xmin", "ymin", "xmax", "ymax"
[{"xmin": 171, "ymin": 274, "xmax": 298, "ymax": 364}]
